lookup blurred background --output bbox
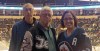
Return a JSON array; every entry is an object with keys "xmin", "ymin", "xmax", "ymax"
[{"xmin": 0, "ymin": 0, "xmax": 100, "ymax": 51}]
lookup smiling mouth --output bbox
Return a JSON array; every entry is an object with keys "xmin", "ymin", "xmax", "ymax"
[
  {"xmin": 66, "ymin": 23, "xmax": 72, "ymax": 27},
  {"xmin": 67, "ymin": 24, "xmax": 71, "ymax": 26},
  {"xmin": 27, "ymin": 14, "xmax": 32, "ymax": 16}
]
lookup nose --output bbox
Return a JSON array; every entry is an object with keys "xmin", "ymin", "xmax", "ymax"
[
  {"xmin": 47, "ymin": 15, "xmax": 50, "ymax": 18},
  {"xmin": 46, "ymin": 14, "xmax": 52, "ymax": 18},
  {"xmin": 27, "ymin": 10, "xmax": 31, "ymax": 13},
  {"xmin": 66, "ymin": 19, "xmax": 71, "ymax": 22}
]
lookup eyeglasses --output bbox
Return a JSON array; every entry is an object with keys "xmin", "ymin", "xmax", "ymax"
[
  {"xmin": 63, "ymin": 18, "xmax": 74, "ymax": 21},
  {"xmin": 23, "ymin": 8, "xmax": 33, "ymax": 11},
  {"xmin": 41, "ymin": 13, "xmax": 52, "ymax": 17}
]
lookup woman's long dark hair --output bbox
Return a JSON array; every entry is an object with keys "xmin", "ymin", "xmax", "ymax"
[{"xmin": 61, "ymin": 11, "xmax": 78, "ymax": 28}]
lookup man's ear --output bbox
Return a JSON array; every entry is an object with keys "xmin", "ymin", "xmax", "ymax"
[{"xmin": 39, "ymin": 13, "xmax": 41, "ymax": 16}]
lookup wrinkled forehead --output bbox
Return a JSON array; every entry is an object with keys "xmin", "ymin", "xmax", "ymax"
[
  {"xmin": 64, "ymin": 13, "xmax": 73, "ymax": 18},
  {"xmin": 41, "ymin": 10, "xmax": 53, "ymax": 15},
  {"xmin": 23, "ymin": 4, "xmax": 34, "ymax": 9},
  {"xmin": 65, "ymin": 13, "xmax": 72, "ymax": 16}
]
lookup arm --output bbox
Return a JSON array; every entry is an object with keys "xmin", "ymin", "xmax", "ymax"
[
  {"xmin": 76, "ymin": 28, "xmax": 92, "ymax": 51},
  {"xmin": 9, "ymin": 25, "xmax": 17, "ymax": 51},
  {"xmin": 82, "ymin": 30, "xmax": 92, "ymax": 51},
  {"xmin": 83, "ymin": 35, "xmax": 92, "ymax": 51},
  {"xmin": 20, "ymin": 31, "xmax": 33, "ymax": 51},
  {"xmin": 78, "ymin": 31, "xmax": 92, "ymax": 51}
]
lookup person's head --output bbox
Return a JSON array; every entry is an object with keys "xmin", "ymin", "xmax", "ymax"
[
  {"xmin": 61, "ymin": 11, "xmax": 77, "ymax": 29},
  {"xmin": 39, "ymin": 6, "xmax": 53, "ymax": 27},
  {"xmin": 23, "ymin": 3, "xmax": 34, "ymax": 24}
]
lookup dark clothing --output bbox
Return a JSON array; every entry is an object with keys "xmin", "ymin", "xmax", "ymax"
[
  {"xmin": 9, "ymin": 18, "xmax": 35, "ymax": 51},
  {"xmin": 57, "ymin": 27, "xmax": 92, "ymax": 51},
  {"xmin": 20, "ymin": 23, "xmax": 57, "ymax": 51}
]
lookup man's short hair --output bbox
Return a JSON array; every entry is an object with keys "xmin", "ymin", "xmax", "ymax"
[
  {"xmin": 40, "ymin": 6, "xmax": 53, "ymax": 15},
  {"xmin": 23, "ymin": 3, "xmax": 34, "ymax": 9}
]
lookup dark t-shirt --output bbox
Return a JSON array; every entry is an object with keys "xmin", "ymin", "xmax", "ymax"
[{"xmin": 57, "ymin": 27, "xmax": 92, "ymax": 51}]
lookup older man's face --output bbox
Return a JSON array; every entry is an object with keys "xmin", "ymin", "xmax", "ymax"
[
  {"xmin": 23, "ymin": 5, "xmax": 34, "ymax": 18},
  {"xmin": 40, "ymin": 10, "xmax": 53, "ymax": 27},
  {"xmin": 23, "ymin": 4, "xmax": 34, "ymax": 24}
]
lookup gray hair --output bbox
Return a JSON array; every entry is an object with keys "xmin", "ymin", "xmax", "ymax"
[
  {"xmin": 23, "ymin": 3, "xmax": 34, "ymax": 9},
  {"xmin": 40, "ymin": 6, "xmax": 53, "ymax": 15}
]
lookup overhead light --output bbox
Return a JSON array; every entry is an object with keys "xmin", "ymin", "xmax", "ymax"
[{"xmin": 0, "ymin": 5, "xmax": 100, "ymax": 10}]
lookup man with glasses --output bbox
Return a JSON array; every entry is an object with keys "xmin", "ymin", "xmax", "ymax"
[
  {"xmin": 20, "ymin": 6, "xmax": 57, "ymax": 51},
  {"xmin": 9, "ymin": 3, "xmax": 36, "ymax": 51}
]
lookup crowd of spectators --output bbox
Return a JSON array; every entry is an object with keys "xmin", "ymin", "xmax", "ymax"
[
  {"xmin": 0, "ymin": 16, "xmax": 99, "ymax": 47},
  {"xmin": 0, "ymin": 18, "xmax": 20, "ymax": 42},
  {"xmin": 0, "ymin": 9, "xmax": 99, "ymax": 16},
  {"xmin": 78, "ymin": 18, "xmax": 100, "ymax": 46}
]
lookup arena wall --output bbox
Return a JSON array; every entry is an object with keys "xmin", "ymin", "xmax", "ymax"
[{"xmin": 0, "ymin": 15, "xmax": 98, "ymax": 19}]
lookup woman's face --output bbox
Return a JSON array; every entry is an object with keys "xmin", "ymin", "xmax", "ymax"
[{"xmin": 63, "ymin": 13, "xmax": 74, "ymax": 29}]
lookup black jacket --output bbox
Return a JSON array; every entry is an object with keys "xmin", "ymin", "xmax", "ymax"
[
  {"xmin": 9, "ymin": 17, "xmax": 36, "ymax": 51},
  {"xmin": 20, "ymin": 23, "xmax": 58, "ymax": 51}
]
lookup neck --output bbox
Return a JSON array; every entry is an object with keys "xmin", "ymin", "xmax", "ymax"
[
  {"xmin": 40, "ymin": 21, "xmax": 49, "ymax": 29},
  {"xmin": 66, "ymin": 27, "xmax": 74, "ymax": 36},
  {"xmin": 25, "ymin": 18, "xmax": 33, "ymax": 24}
]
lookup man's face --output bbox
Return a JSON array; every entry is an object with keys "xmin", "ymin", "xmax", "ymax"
[
  {"xmin": 23, "ymin": 5, "xmax": 34, "ymax": 24},
  {"xmin": 40, "ymin": 10, "xmax": 53, "ymax": 27},
  {"xmin": 23, "ymin": 5, "xmax": 34, "ymax": 19}
]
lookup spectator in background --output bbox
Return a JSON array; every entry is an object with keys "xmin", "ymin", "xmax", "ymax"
[
  {"xmin": 20, "ymin": 6, "xmax": 57, "ymax": 51},
  {"xmin": 9, "ymin": 3, "xmax": 36, "ymax": 51},
  {"xmin": 5, "ymin": 24, "xmax": 12, "ymax": 42},
  {"xmin": 57, "ymin": 11, "xmax": 92, "ymax": 51}
]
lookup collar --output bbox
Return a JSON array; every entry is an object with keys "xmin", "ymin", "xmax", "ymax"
[
  {"xmin": 23, "ymin": 17, "xmax": 36, "ymax": 26},
  {"xmin": 37, "ymin": 22, "xmax": 51, "ymax": 31}
]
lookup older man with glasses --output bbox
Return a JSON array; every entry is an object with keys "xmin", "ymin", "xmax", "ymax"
[
  {"xmin": 9, "ymin": 3, "xmax": 36, "ymax": 51},
  {"xmin": 20, "ymin": 6, "xmax": 58, "ymax": 51}
]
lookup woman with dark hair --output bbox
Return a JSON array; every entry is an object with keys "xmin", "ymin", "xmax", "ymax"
[{"xmin": 57, "ymin": 11, "xmax": 92, "ymax": 51}]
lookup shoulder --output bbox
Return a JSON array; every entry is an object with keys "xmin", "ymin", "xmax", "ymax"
[
  {"xmin": 12, "ymin": 20, "xmax": 26, "ymax": 29},
  {"xmin": 58, "ymin": 31, "xmax": 65, "ymax": 39},
  {"xmin": 13, "ymin": 21, "xmax": 23, "ymax": 27},
  {"xmin": 75, "ymin": 27, "xmax": 89, "ymax": 39},
  {"xmin": 57, "ymin": 31, "xmax": 65, "ymax": 43},
  {"xmin": 75, "ymin": 27, "xmax": 85, "ymax": 35},
  {"xmin": 75, "ymin": 27, "xmax": 85, "ymax": 32}
]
